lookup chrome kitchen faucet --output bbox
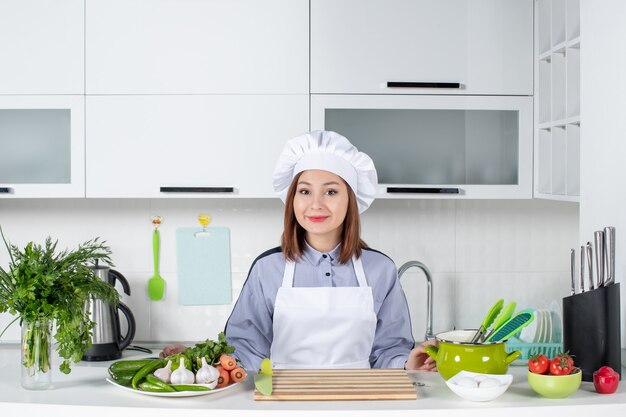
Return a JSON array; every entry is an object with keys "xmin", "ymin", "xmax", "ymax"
[{"xmin": 398, "ymin": 261, "xmax": 434, "ymax": 341}]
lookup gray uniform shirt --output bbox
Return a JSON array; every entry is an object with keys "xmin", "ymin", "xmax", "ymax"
[{"xmin": 224, "ymin": 243, "xmax": 415, "ymax": 371}]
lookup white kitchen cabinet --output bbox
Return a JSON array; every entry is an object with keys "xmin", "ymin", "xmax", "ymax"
[
  {"xmin": 0, "ymin": 95, "xmax": 85, "ymax": 198},
  {"xmin": 85, "ymin": 0, "xmax": 308, "ymax": 95},
  {"xmin": 0, "ymin": 0, "xmax": 84, "ymax": 94},
  {"xmin": 311, "ymin": 0, "xmax": 533, "ymax": 95},
  {"xmin": 86, "ymin": 95, "xmax": 309, "ymax": 198},
  {"xmin": 311, "ymin": 94, "xmax": 533, "ymax": 199},
  {"xmin": 534, "ymin": 0, "xmax": 580, "ymax": 201}
]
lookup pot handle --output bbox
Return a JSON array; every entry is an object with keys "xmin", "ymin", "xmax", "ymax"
[
  {"xmin": 425, "ymin": 345, "xmax": 439, "ymax": 361},
  {"xmin": 505, "ymin": 350, "xmax": 522, "ymax": 365}
]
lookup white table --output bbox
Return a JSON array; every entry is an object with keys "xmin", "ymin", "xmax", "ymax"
[{"xmin": 1, "ymin": 343, "xmax": 625, "ymax": 417}]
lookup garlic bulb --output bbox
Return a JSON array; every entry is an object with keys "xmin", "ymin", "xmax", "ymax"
[
  {"xmin": 195, "ymin": 357, "xmax": 219, "ymax": 388},
  {"xmin": 170, "ymin": 357, "xmax": 195, "ymax": 384},
  {"xmin": 154, "ymin": 360, "xmax": 173, "ymax": 384}
]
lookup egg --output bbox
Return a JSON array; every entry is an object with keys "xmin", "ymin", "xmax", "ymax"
[
  {"xmin": 456, "ymin": 377, "xmax": 479, "ymax": 388},
  {"xmin": 478, "ymin": 378, "xmax": 500, "ymax": 389}
]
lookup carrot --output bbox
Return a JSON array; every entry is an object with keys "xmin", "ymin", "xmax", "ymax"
[
  {"xmin": 216, "ymin": 367, "xmax": 230, "ymax": 388},
  {"xmin": 219, "ymin": 354, "xmax": 237, "ymax": 371},
  {"xmin": 230, "ymin": 367, "xmax": 247, "ymax": 383}
]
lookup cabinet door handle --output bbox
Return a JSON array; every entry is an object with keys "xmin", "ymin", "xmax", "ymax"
[
  {"xmin": 0, "ymin": 187, "xmax": 13, "ymax": 194},
  {"xmin": 387, "ymin": 81, "xmax": 461, "ymax": 89},
  {"xmin": 386, "ymin": 187, "xmax": 460, "ymax": 194},
  {"xmin": 159, "ymin": 187, "xmax": 235, "ymax": 193}
]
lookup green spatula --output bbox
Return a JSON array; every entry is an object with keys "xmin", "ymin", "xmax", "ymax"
[
  {"xmin": 485, "ymin": 310, "xmax": 534, "ymax": 343},
  {"xmin": 470, "ymin": 298, "xmax": 504, "ymax": 343},
  {"xmin": 147, "ymin": 217, "xmax": 165, "ymax": 301},
  {"xmin": 482, "ymin": 301, "xmax": 517, "ymax": 342}
]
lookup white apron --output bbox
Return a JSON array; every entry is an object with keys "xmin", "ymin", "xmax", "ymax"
[{"xmin": 270, "ymin": 256, "xmax": 377, "ymax": 369}]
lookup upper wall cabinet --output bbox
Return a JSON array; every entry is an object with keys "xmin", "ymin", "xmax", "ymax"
[
  {"xmin": 0, "ymin": 95, "xmax": 85, "ymax": 198},
  {"xmin": 86, "ymin": 95, "xmax": 309, "ymax": 198},
  {"xmin": 311, "ymin": 0, "xmax": 533, "ymax": 95},
  {"xmin": 85, "ymin": 0, "xmax": 309, "ymax": 95},
  {"xmin": 0, "ymin": 0, "xmax": 84, "ymax": 94}
]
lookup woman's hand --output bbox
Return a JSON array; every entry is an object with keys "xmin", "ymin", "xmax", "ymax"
[
  {"xmin": 159, "ymin": 343, "xmax": 187, "ymax": 358},
  {"xmin": 404, "ymin": 339, "xmax": 438, "ymax": 371}
]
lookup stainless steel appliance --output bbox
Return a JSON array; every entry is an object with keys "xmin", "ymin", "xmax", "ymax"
[{"xmin": 82, "ymin": 264, "xmax": 136, "ymax": 361}]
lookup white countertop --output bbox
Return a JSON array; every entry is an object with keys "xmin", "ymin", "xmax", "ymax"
[{"xmin": 1, "ymin": 343, "xmax": 625, "ymax": 417}]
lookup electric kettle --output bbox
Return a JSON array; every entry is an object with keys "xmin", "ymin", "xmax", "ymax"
[{"xmin": 82, "ymin": 264, "xmax": 136, "ymax": 361}]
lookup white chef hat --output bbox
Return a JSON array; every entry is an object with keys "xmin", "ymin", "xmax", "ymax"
[{"xmin": 273, "ymin": 130, "xmax": 378, "ymax": 213}]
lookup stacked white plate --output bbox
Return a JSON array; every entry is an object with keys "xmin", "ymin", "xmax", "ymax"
[{"xmin": 519, "ymin": 304, "xmax": 561, "ymax": 344}]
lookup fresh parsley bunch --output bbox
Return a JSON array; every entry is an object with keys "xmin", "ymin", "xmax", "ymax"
[
  {"xmin": 0, "ymin": 226, "xmax": 120, "ymax": 374},
  {"xmin": 184, "ymin": 332, "xmax": 236, "ymax": 371}
]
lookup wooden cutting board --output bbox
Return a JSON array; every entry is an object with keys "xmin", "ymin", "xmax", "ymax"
[{"xmin": 253, "ymin": 369, "xmax": 417, "ymax": 401}]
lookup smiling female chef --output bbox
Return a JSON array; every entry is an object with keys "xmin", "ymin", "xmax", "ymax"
[{"xmin": 224, "ymin": 131, "xmax": 436, "ymax": 371}]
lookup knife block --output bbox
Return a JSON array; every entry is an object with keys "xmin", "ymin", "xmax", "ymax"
[{"xmin": 562, "ymin": 283, "xmax": 621, "ymax": 382}]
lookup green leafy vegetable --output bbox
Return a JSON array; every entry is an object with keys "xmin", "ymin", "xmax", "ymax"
[
  {"xmin": 0, "ymin": 226, "xmax": 120, "ymax": 374},
  {"xmin": 181, "ymin": 332, "xmax": 236, "ymax": 372}
]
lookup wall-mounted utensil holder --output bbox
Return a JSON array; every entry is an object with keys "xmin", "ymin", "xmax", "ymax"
[{"xmin": 562, "ymin": 283, "xmax": 621, "ymax": 382}]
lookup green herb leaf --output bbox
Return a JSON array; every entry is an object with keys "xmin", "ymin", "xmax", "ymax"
[{"xmin": 0, "ymin": 225, "xmax": 120, "ymax": 374}]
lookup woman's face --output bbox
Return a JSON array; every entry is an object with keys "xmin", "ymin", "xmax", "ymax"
[{"xmin": 293, "ymin": 169, "xmax": 350, "ymax": 246}]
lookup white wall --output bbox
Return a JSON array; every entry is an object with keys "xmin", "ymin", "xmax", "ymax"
[
  {"xmin": 580, "ymin": 0, "xmax": 626, "ymax": 348},
  {"xmin": 0, "ymin": 198, "xmax": 578, "ymax": 344}
]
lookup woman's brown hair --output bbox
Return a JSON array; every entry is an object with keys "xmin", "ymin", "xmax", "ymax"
[{"xmin": 281, "ymin": 171, "xmax": 368, "ymax": 264}]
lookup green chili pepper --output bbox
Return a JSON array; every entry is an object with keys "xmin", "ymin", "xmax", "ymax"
[
  {"xmin": 131, "ymin": 359, "xmax": 165, "ymax": 389},
  {"xmin": 138, "ymin": 381, "xmax": 172, "ymax": 393},
  {"xmin": 145, "ymin": 374, "xmax": 176, "ymax": 392},
  {"xmin": 171, "ymin": 384, "xmax": 211, "ymax": 392}
]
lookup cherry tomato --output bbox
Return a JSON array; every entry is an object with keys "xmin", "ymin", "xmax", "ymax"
[
  {"xmin": 528, "ymin": 354, "xmax": 550, "ymax": 374},
  {"xmin": 593, "ymin": 366, "xmax": 620, "ymax": 394},
  {"xmin": 549, "ymin": 353, "xmax": 575, "ymax": 376}
]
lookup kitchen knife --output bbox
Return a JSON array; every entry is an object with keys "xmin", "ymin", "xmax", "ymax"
[
  {"xmin": 570, "ymin": 248, "xmax": 576, "ymax": 295},
  {"xmin": 594, "ymin": 230, "xmax": 605, "ymax": 287},
  {"xmin": 604, "ymin": 226, "xmax": 616, "ymax": 286},
  {"xmin": 580, "ymin": 245, "xmax": 585, "ymax": 293},
  {"xmin": 586, "ymin": 242, "xmax": 594, "ymax": 291}
]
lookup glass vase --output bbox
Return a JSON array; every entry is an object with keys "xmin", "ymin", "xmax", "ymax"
[{"xmin": 21, "ymin": 318, "xmax": 53, "ymax": 390}]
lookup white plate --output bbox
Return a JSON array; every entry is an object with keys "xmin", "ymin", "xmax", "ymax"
[
  {"xmin": 106, "ymin": 378, "xmax": 240, "ymax": 398},
  {"xmin": 533, "ymin": 310, "xmax": 544, "ymax": 343},
  {"xmin": 549, "ymin": 300, "xmax": 562, "ymax": 343},
  {"xmin": 537, "ymin": 310, "xmax": 547, "ymax": 343},
  {"xmin": 535, "ymin": 310, "xmax": 546, "ymax": 343},
  {"xmin": 544, "ymin": 309, "xmax": 552, "ymax": 343},
  {"xmin": 519, "ymin": 309, "xmax": 537, "ymax": 343}
]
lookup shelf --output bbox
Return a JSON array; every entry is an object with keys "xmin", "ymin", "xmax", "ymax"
[
  {"xmin": 553, "ymin": 41, "xmax": 567, "ymax": 55},
  {"xmin": 568, "ymin": 36, "xmax": 581, "ymax": 49},
  {"xmin": 534, "ymin": 192, "xmax": 580, "ymax": 203},
  {"xmin": 535, "ymin": 0, "xmax": 581, "ymax": 202},
  {"xmin": 538, "ymin": 50, "xmax": 551, "ymax": 62}
]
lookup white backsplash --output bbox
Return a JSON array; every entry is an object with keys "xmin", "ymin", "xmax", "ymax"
[{"xmin": 0, "ymin": 198, "xmax": 578, "ymax": 344}]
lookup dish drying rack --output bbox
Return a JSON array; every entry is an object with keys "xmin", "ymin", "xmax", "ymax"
[{"xmin": 506, "ymin": 337, "xmax": 563, "ymax": 362}]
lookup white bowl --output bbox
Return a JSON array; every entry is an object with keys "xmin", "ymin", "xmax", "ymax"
[{"xmin": 445, "ymin": 371, "xmax": 513, "ymax": 402}]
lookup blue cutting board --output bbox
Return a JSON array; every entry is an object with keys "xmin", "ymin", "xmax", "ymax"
[{"xmin": 176, "ymin": 227, "xmax": 232, "ymax": 305}]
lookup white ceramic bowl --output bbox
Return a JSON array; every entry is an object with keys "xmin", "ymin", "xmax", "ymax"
[{"xmin": 445, "ymin": 371, "xmax": 513, "ymax": 402}]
